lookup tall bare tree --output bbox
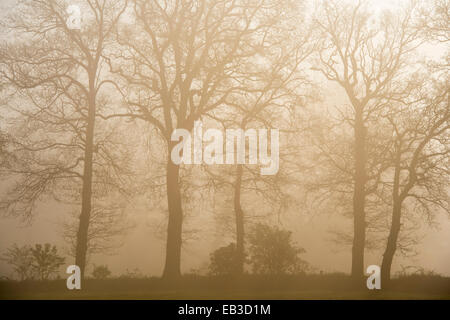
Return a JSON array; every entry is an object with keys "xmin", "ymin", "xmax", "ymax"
[
  {"xmin": 204, "ymin": 43, "xmax": 315, "ymax": 274},
  {"xmin": 110, "ymin": 0, "xmax": 303, "ymax": 278},
  {"xmin": 0, "ymin": 0, "xmax": 128, "ymax": 277},
  {"xmin": 312, "ymin": 0, "xmax": 423, "ymax": 280},
  {"xmin": 380, "ymin": 75, "xmax": 449, "ymax": 283}
]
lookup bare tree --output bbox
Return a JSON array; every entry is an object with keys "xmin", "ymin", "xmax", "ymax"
[
  {"xmin": 110, "ymin": 0, "xmax": 304, "ymax": 278},
  {"xmin": 0, "ymin": 0, "xmax": 129, "ymax": 277},
  {"xmin": 417, "ymin": 0, "xmax": 449, "ymax": 43},
  {"xmin": 205, "ymin": 72, "xmax": 314, "ymax": 275},
  {"xmin": 311, "ymin": 0, "xmax": 423, "ymax": 280},
  {"xmin": 379, "ymin": 67, "xmax": 449, "ymax": 284}
]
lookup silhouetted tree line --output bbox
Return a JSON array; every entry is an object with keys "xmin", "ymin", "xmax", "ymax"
[{"xmin": 0, "ymin": 0, "xmax": 448, "ymax": 285}]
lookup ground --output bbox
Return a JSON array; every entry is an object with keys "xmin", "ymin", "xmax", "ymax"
[{"xmin": 1, "ymin": 274, "xmax": 449, "ymax": 300}]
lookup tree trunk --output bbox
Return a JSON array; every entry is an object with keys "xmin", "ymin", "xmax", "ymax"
[
  {"xmin": 75, "ymin": 75, "xmax": 96, "ymax": 278},
  {"xmin": 381, "ymin": 150, "xmax": 403, "ymax": 285},
  {"xmin": 381, "ymin": 202, "xmax": 402, "ymax": 285},
  {"xmin": 351, "ymin": 111, "xmax": 367, "ymax": 281},
  {"xmin": 162, "ymin": 153, "xmax": 183, "ymax": 279},
  {"xmin": 234, "ymin": 164, "xmax": 245, "ymax": 275}
]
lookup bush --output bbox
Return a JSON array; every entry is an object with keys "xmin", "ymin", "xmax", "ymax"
[
  {"xmin": 30, "ymin": 243, "xmax": 65, "ymax": 280},
  {"xmin": 119, "ymin": 268, "xmax": 144, "ymax": 279},
  {"xmin": 247, "ymin": 224, "xmax": 309, "ymax": 275},
  {"xmin": 92, "ymin": 265, "xmax": 112, "ymax": 279},
  {"xmin": 209, "ymin": 243, "xmax": 242, "ymax": 276},
  {"xmin": 1, "ymin": 244, "xmax": 34, "ymax": 281},
  {"xmin": 2, "ymin": 243, "xmax": 65, "ymax": 280}
]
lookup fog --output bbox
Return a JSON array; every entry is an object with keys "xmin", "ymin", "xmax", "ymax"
[
  {"xmin": 1, "ymin": 198, "xmax": 449, "ymax": 278},
  {"xmin": 0, "ymin": 0, "xmax": 448, "ymax": 296}
]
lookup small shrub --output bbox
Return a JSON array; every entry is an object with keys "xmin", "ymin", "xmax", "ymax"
[
  {"xmin": 119, "ymin": 268, "xmax": 144, "ymax": 279},
  {"xmin": 248, "ymin": 224, "xmax": 309, "ymax": 275},
  {"xmin": 2, "ymin": 243, "xmax": 65, "ymax": 280},
  {"xmin": 30, "ymin": 243, "xmax": 65, "ymax": 280},
  {"xmin": 209, "ymin": 243, "xmax": 243, "ymax": 276},
  {"xmin": 92, "ymin": 265, "xmax": 112, "ymax": 279},
  {"xmin": 1, "ymin": 244, "xmax": 34, "ymax": 280}
]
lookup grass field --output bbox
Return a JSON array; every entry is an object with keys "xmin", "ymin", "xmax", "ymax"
[{"xmin": 1, "ymin": 274, "xmax": 449, "ymax": 300}]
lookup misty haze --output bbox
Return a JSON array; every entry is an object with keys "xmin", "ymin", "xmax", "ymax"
[{"xmin": 0, "ymin": 0, "xmax": 448, "ymax": 300}]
